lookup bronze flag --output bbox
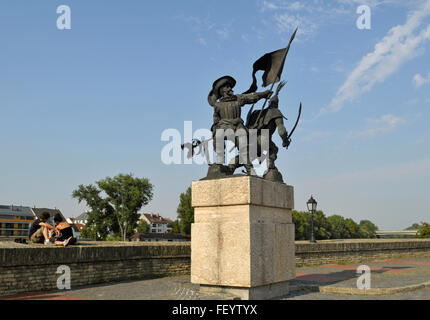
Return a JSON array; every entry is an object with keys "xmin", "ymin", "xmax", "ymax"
[{"xmin": 244, "ymin": 28, "xmax": 297, "ymax": 94}]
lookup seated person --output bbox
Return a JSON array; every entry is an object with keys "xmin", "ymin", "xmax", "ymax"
[
  {"xmin": 29, "ymin": 212, "xmax": 57, "ymax": 244},
  {"xmin": 53, "ymin": 213, "xmax": 76, "ymax": 247}
]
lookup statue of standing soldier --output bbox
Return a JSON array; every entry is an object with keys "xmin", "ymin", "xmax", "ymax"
[
  {"xmin": 182, "ymin": 28, "xmax": 301, "ymax": 183},
  {"xmin": 207, "ymin": 75, "xmax": 272, "ymax": 178},
  {"xmin": 245, "ymin": 81, "xmax": 301, "ymax": 183}
]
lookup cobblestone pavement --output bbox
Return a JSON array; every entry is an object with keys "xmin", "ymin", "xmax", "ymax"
[
  {"xmin": 291, "ymin": 257, "xmax": 430, "ymax": 288},
  {"xmin": 2, "ymin": 257, "xmax": 430, "ymax": 300},
  {"xmin": 0, "ymin": 276, "xmax": 236, "ymax": 300},
  {"xmin": 284, "ymin": 288, "xmax": 430, "ymax": 300}
]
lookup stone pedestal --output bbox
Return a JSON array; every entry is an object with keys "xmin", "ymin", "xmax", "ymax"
[{"xmin": 191, "ymin": 176, "xmax": 295, "ymax": 300}]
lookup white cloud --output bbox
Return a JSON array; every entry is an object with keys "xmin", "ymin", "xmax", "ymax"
[
  {"xmin": 259, "ymin": 0, "xmax": 385, "ymax": 39},
  {"xmin": 175, "ymin": 14, "xmax": 231, "ymax": 46},
  {"xmin": 274, "ymin": 12, "xmax": 318, "ymax": 37},
  {"xmin": 216, "ymin": 27, "xmax": 230, "ymax": 39},
  {"xmin": 301, "ymin": 131, "xmax": 332, "ymax": 142},
  {"xmin": 337, "ymin": 0, "xmax": 423, "ymax": 8},
  {"xmin": 323, "ymin": 0, "xmax": 430, "ymax": 113},
  {"xmin": 258, "ymin": 1, "xmax": 336, "ymax": 39},
  {"xmin": 260, "ymin": 0, "xmax": 423, "ymax": 41},
  {"xmin": 405, "ymin": 97, "xmax": 420, "ymax": 105},
  {"xmin": 198, "ymin": 38, "xmax": 207, "ymax": 46},
  {"xmin": 348, "ymin": 114, "xmax": 405, "ymax": 137},
  {"xmin": 261, "ymin": 1, "xmax": 279, "ymax": 11},
  {"xmin": 251, "ymin": 26, "xmax": 265, "ymax": 40},
  {"xmin": 413, "ymin": 72, "xmax": 430, "ymax": 86},
  {"xmin": 286, "ymin": 1, "xmax": 306, "ymax": 11},
  {"xmin": 370, "ymin": 114, "xmax": 404, "ymax": 126}
]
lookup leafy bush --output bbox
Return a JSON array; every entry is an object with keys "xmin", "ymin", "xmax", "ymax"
[
  {"xmin": 418, "ymin": 222, "xmax": 430, "ymax": 238},
  {"xmin": 106, "ymin": 234, "xmax": 122, "ymax": 241},
  {"xmin": 80, "ymin": 225, "xmax": 98, "ymax": 240}
]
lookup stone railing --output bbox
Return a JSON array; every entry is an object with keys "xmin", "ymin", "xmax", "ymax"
[{"xmin": 1, "ymin": 239, "xmax": 430, "ymax": 296}]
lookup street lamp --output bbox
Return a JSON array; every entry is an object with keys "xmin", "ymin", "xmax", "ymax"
[{"xmin": 307, "ymin": 195, "xmax": 317, "ymax": 243}]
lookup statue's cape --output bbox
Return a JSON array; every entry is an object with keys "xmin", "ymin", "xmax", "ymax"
[{"xmin": 247, "ymin": 107, "xmax": 284, "ymax": 129}]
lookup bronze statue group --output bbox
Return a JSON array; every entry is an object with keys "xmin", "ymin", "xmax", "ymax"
[{"xmin": 184, "ymin": 28, "xmax": 301, "ymax": 184}]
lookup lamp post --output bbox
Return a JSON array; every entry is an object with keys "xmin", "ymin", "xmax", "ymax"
[{"xmin": 307, "ymin": 195, "xmax": 317, "ymax": 243}]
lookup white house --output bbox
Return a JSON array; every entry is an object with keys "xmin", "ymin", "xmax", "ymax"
[
  {"xmin": 140, "ymin": 213, "xmax": 172, "ymax": 234},
  {"xmin": 74, "ymin": 212, "xmax": 88, "ymax": 225}
]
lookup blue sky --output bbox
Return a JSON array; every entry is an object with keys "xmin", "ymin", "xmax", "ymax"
[{"xmin": 1, "ymin": 0, "xmax": 429, "ymax": 229}]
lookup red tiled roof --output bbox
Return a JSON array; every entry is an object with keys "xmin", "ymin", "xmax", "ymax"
[{"xmin": 142, "ymin": 213, "xmax": 170, "ymax": 224}]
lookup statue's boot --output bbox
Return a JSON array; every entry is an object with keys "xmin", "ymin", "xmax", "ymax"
[
  {"xmin": 245, "ymin": 164, "xmax": 256, "ymax": 176},
  {"xmin": 228, "ymin": 163, "xmax": 237, "ymax": 175},
  {"xmin": 205, "ymin": 164, "xmax": 232, "ymax": 179},
  {"xmin": 263, "ymin": 165, "xmax": 284, "ymax": 183}
]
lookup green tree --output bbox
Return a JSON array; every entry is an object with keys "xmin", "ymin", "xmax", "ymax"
[
  {"xmin": 71, "ymin": 184, "xmax": 117, "ymax": 240},
  {"xmin": 292, "ymin": 210, "xmax": 309, "ymax": 240},
  {"xmin": 292, "ymin": 210, "xmax": 331, "ymax": 240},
  {"xmin": 313, "ymin": 210, "xmax": 332, "ymax": 240},
  {"xmin": 72, "ymin": 173, "xmax": 153, "ymax": 241},
  {"xmin": 170, "ymin": 220, "xmax": 181, "ymax": 234},
  {"xmin": 136, "ymin": 219, "xmax": 149, "ymax": 233},
  {"xmin": 358, "ymin": 220, "xmax": 379, "ymax": 238},
  {"xmin": 344, "ymin": 218, "xmax": 360, "ymax": 238},
  {"xmin": 177, "ymin": 187, "xmax": 194, "ymax": 235},
  {"xmin": 327, "ymin": 215, "xmax": 346, "ymax": 239},
  {"xmin": 418, "ymin": 222, "xmax": 430, "ymax": 238},
  {"xmin": 405, "ymin": 223, "xmax": 421, "ymax": 230},
  {"xmin": 293, "ymin": 210, "xmax": 379, "ymax": 240}
]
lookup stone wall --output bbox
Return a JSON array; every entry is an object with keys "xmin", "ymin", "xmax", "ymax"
[
  {"xmin": 295, "ymin": 239, "xmax": 430, "ymax": 267},
  {"xmin": 1, "ymin": 239, "xmax": 430, "ymax": 296},
  {"xmin": 0, "ymin": 242, "xmax": 190, "ymax": 296}
]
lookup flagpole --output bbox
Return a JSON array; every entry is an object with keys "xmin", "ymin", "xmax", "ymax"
[{"xmin": 251, "ymin": 27, "xmax": 298, "ymax": 129}]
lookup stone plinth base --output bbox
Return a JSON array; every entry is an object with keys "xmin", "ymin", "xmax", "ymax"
[
  {"xmin": 200, "ymin": 281, "xmax": 290, "ymax": 300},
  {"xmin": 191, "ymin": 176, "xmax": 295, "ymax": 300}
]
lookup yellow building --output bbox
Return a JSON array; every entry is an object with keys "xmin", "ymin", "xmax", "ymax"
[{"xmin": 0, "ymin": 205, "xmax": 34, "ymax": 240}]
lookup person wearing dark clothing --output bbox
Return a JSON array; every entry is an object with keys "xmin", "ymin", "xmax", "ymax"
[
  {"xmin": 29, "ymin": 212, "xmax": 56, "ymax": 244},
  {"xmin": 53, "ymin": 213, "xmax": 76, "ymax": 247}
]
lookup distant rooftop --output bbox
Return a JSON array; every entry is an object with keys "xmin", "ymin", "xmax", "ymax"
[
  {"xmin": 141, "ymin": 213, "xmax": 172, "ymax": 224},
  {"xmin": 75, "ymin": 212, "xmax": 88, "ymax": 220},
  {"xmin": 32, "ymin": 208, "xmax": 66, "ymax": 221},
  {"xmin": 0, "ymin": 205, "xmax": 34, "ymax": 218}
]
